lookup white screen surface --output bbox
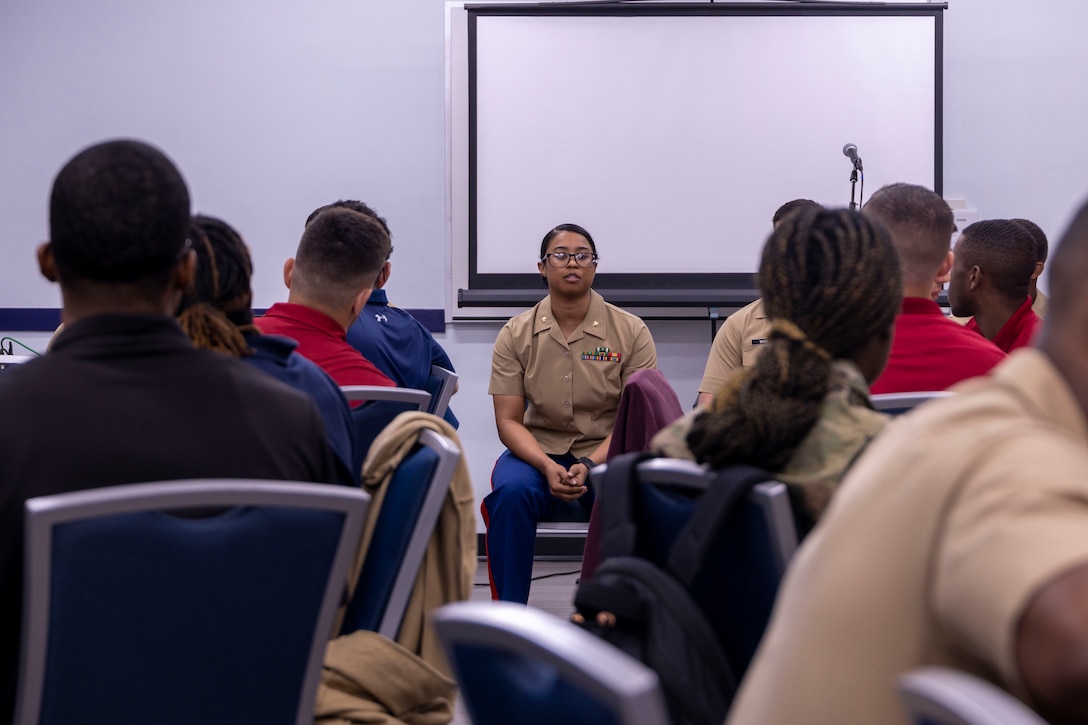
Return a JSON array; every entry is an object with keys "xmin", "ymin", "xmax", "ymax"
[{"xmin": 461, "ymin": 8, "xmax": 939, "ymax": 295}]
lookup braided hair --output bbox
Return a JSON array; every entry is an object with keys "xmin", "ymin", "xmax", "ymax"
[
  {"xmin": 177, "ymin": 215, "xmax": 255, "ymax": 357},
  {"xmin": 686, "ymin": 207, "xmax": 902, "ymax": 471}
]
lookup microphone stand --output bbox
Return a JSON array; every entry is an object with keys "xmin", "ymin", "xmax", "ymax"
[{"xmin": 848, "ymin": 157, "xmax": 863, "ymax": 210}]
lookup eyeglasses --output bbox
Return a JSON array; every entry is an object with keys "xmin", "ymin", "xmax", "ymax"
[{"xmin": 542, "ymin": 251, "xmax": 599, "ymax": 268}]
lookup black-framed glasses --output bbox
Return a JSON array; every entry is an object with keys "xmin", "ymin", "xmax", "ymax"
[{"xmin": 542, "ymin": 251, "xmax": 599, "ymax": 268}]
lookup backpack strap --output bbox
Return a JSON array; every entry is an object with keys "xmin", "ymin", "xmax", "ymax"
[
  {"xmin": 666, "ymin": 464, "xmax": 771, "ymax": 586},
  {"xmin": 599, "ymin": 451, "xmax": 657, "ymax": 560}
]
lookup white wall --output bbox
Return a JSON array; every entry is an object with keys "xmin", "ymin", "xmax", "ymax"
[{"xmin": 3, "ymin": 0, "xmax": 1087, "ymax": 530}]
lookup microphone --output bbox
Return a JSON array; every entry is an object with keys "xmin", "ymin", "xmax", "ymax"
[{"xmin": 842, "ymin": 143, "xmax": 860, "ymax": 166}]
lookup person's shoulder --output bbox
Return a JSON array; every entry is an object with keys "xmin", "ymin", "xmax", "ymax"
[
  {"xmin": 208, "ymin": 351, "xmax": 322, "ymax": 409},
  {"xmin": 499, "ymin": 304, "xmax": 542, "ymax": 337},
  {"xmin": 0, "ymin": 355, "xmax": 51, "ymax": 397},
  {"xmin": 943, "ymin": 319, "xmax": 1008, "ymax": 361},
  {"xmin": 601, "ymin": 297, "xmax": 650, "ymax": 330}
]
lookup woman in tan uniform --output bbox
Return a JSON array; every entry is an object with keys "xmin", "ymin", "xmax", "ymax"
[{"xmin": 483, "ymin": 223, "xmax": 657, "ymax": 603}]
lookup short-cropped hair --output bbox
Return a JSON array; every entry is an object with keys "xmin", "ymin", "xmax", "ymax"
[
  {"xmin": 772, "ymin": 199, "xmax": 821, "ymax": 226},
  {"xmin": 305, "ymin": 199, "xmax": 392, "ymax": 247},
  {"xmin": 295, "ymin": 208, "xmax": 391, "ymax": 294},
  {"xmin": 958, "ymin": 219, "xmax": 1037, "ymax": 296},
  {"xmin": 49, "ymin": 139, "xmax": 190, "ymax": 283},
  {"xmin": 863, "ymin": 183, "xmax": 954, "ymax": 285}
]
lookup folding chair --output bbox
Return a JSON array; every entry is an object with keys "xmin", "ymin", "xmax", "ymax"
[
  {"xmin": 434, "ymin": 601, "xmax": 669, "ymax": 725},
  {"xmin": 16, "ymin": 479, "xmax": 369, "ymax": 725}
]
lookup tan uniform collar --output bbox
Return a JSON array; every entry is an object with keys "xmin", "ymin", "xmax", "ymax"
[{"xmin": 533, "ymin": 290, "xmax": 609, "ymax": 344}]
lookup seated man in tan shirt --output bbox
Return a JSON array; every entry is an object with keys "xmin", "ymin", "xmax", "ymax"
[
  {"xmin": 696, "ymin": 198, "xmax": 820, "ymax": 405},
  {"xmin": 728, "ymin": 197, "xmax": 1088, "ymax": 724}
]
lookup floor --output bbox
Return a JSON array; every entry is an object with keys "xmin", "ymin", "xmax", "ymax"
[{"xmin": 450, "ymin": 558, "xmax": 583, "ymax": 725}]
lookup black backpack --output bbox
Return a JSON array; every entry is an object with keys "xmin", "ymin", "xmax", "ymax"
[{"xmin": 572, "ymin": 452, "xmax": 770, "ymax": 725}]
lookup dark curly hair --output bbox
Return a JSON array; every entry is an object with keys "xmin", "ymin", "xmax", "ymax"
[{"xmin": 49, "ymin": 139, "xmax": 190, "ymax": 286}]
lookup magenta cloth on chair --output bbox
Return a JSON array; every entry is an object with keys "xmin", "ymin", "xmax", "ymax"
[{"xmin": 580, "ymin": 368, "xmax": 685, "ymax": 580}]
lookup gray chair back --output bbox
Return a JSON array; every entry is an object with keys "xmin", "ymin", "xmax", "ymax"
[
  {"xmin": 16, "ymin": 480, "xmax": 369, "ymax": 725},
  {"xmin": 342, "ymin": 386, "xmax": 432, "ymax": 472},
  {"xmin": 898, "ymin": 667, "xmax": 1047, "ymax": 725},
  {"xmin": 592, "ymin": 456, "xmax": 798, "ymax": 681},
  {"xmin": 434, "ymin": 600, "xmax": 670, "ymax": 725},
  {"xmin": 425, "ymin": 365, "xmax": 458, "ymax": 420},
  {"xmin": 870, "ymin": 391, "xmax": 953, "ymax": 415}
]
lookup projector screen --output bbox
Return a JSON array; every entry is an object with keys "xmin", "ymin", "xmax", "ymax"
[{"xmin": 448, "ymin": 3, "xmax": 944, "ymax": 316}]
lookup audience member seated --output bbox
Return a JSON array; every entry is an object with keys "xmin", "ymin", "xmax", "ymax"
[
  {"xmin": 0, "ymin": 139, "xmax": 342, "ymax": 722},
  {"xmin": 305, "ymin": 200, "xmax": 459, "ymax": 424},
  {"xmin": 726, "ymin": 196, "xmax": 1088, "ymax": 725},
  {"xmin": 255, "ymin": 207, "xmax": 395, "ymax": 402},
  {"xmin": 696, "ymin": 198, "xmax": 822, "ymax": 406},
  {"xmin": 178, "ymin": 214, "xmax": 358, "ymax": 484},
  {"xmin": 864, "ymin": 183, "xmax": 1006, "ymax": 394},
  {"xmin": 948, "ymin": 219, "xmax": 1042, "ymax": 353},
  {"xmin": 1012, "ymin": 217, "xmax": 1049, "ymax": 319},
  {"xmin": 653, "ymin": 207, "xmax": 901, "ymax": 534},
  {"xmin": 483, "ymin": 223, "xmax": 657, "ymax": 603}
]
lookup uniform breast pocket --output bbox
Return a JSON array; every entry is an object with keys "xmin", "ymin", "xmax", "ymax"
[
  {"xmin": 576, "ymin": 349, "xmax": 624, "ymax": 412},
  {"xmin": 741, "ymin": 339, "xmax": 769, "ymax": 369}
]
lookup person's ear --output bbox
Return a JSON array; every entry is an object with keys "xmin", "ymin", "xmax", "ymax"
[
  {"xmin": 375, "ymin": 261, "xmax": 391, "ymax": 290},
  {"xmin": 283, "ymin": 258, "xmax": 295, "ymax": 289},
  {"xmin": 172, "ymin": 247, "xmax": 197, "ymax": 293},
  {"xmin": 1032, "ymin": 260, "xmax": 1045, "ymax": 282},
  {"xmin": 37, "ymin": 242, "xmax": 59, "ymax": 282},
  {"xmin": 967, "ymin": 265, "xmax": 982, "ymax": 291}
]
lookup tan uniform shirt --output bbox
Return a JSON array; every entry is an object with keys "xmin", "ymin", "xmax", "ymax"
[
  {"xmin": 728, "ymin": 349, "xmax": 1088, "ymax": 725},
  {"xmin": 698, "ymin": 298, "xmax": 772, "ymax": 395},
  {"xmin": 653, "ymin": 360, "xmax": 886, "ymax": 521},
  {"xmin": 489, "ymin": 290, "xmax": 657, "ymax": 458},
  {"xmin": 1033, "ymin": 290, "xmax": 1049, "ymax": 319}
]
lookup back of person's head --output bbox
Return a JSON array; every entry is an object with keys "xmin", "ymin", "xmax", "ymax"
[
  {"xmin": 686, "ymin": 207, "xmax": 902, "ymax": 471},
  {"xmin": 305, "ymin": 199, "xmax": 393, "ymax": 245},
  {"xmin": 49, "ymin": 139, "xmax": 190, "ymax": 292},
  {"xmin": 863, "ymin": 183, "xmax": 954, "ymax": 291},
  {"xmin": 772, "ymin": 198, "xmax": 821, "ymax": 227},
  {"xmin": 291, "ymin": 207, "xmax": 391, "ymax": 309},
  {"xmin": 177, "ymin": 215, "xmax": 255, "ymax": 357},
  {"xmin": 955, "ymin": 219, "xmax": 1037, "ymax": 303},
  {"xmin": 1012, "ymin": 218, "xmax": 1048, "ymax": 265}
]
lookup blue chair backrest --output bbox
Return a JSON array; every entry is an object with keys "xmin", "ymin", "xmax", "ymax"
[
  {"xmin": 433, "ymin": 601, "xmax": 669, "ymax": 725},
  {"xmin": 17, "ymin": 480, "xmax": 368, "ymax": 725},
  {"xmin": 454, "ymin": 644, "xmax": 622, "ymax": 725},
  {"xmin": 623, "ymin": 460, "xmax": 796, "ymax": 679},
  {"xmin": 340, "ymin": 429, "xmax": 460, "ymax": 639},
  {"xmin": 345, "ymin": 386, "xmax": 431, "ymax": 474}
]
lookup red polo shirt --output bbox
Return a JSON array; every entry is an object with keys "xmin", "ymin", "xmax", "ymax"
[
  {"xmin": 871, "ymin": 298, "xmax": 1006, "ymax": 394},
  {"xmin": 964, "ymin": 296, "xmax": 1041, "ymax": 353},
  {"xmin": 256, "ymin": 303, "xmax": 394, "ymax": 404}
]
